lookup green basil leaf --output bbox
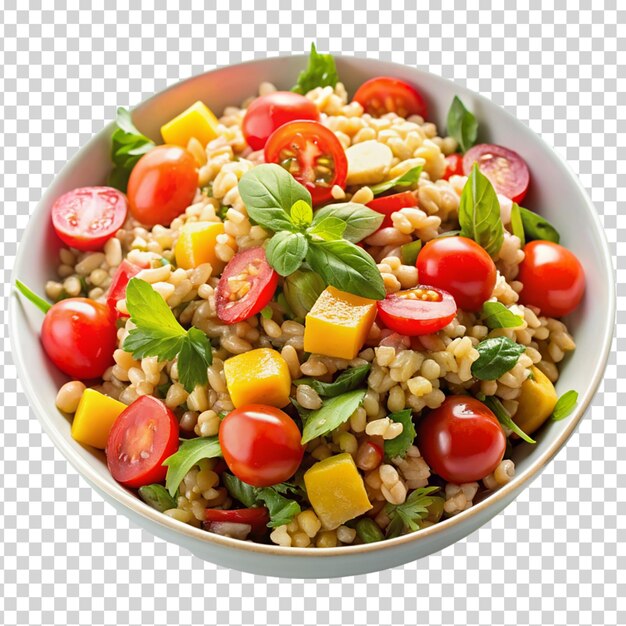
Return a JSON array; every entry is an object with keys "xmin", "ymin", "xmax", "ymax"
[
  {"xmin": 311, "ymin": 203, "xmax": 384, "ymax": 243},
  {"xmin": 510, "ymin": 201, "xmax": 526, "ymax": 246},
  {"xmin": 255, "ymin": 488, "xmax": 302, "ymax": 528},
  {"xmin": 551, "ymin": 390, "xmax": 578, "ymax": 421},
  {"xmin": 162, "ymin": 437, "xmax": 222, "ymax": 497},
  {"xmin": 400, "ymin": 240, "xmax": 422, "ymax": 265},
  {"xmin": 306, "ymin": 239, "xmax": 385, "ymax": 300},
  {"xmin": 291, "ymin": 43, "xmax": 338, "ymax": 94},
  {"xmin": 384, "ymin": 409, "xmax": 416, "ymax": 460},
  {"xmin": 369, "ymin": 165, "xmax": 423, "ymax": 197},
  {"xmin": 446, "ymin": 96, "xmax": 478, "ymax": 153},
  {"xmin": 222, "ymin": 472, "xmax": 258, "ymax": 508},
  {"xmin": 482, "ymin": 301, "xmax": 525, "ymax": 329},
  {"xmin": 458, "ymin": 163, "xmax": 504, "ymax": 258},
  {"xmin": 301, "ymin": 389, "xmax": 366, "ymax": 443},
  {"xmin": 294, "ymin": 364, "xmax": 371, "ymax": 398},
  {"xmin": 265, "ymin": 231, "xmax": 308, "ymax": 276},
  {"xmin": 307, "ymin": 215, "xmax": 347, "ymax": 241},
  {"xmin": 471, "ymin": 336, "xmax": 526, "ymax": 380},
  {"xmin": 519, "ymin": 205, "xmax": 560, "ymax": 244},
  {"xmin": 479, "ymin": 393, "xmax": 536, "ymax": 444},
  {"xmin": 290, "ymin": 199, "xmax": 313, "ymax": 228},
  {"xmin": 138, "ymin": 484, "xmax": 178, "ymax": 513}
]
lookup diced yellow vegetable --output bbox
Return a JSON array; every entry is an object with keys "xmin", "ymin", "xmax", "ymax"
[
  {"xmin": 174, "ymin": 221, "xmax": 225, "ymax": 271},
  {"xmin": 71, "ymin": 389, "xmax": 127, "ymax": 449},
  {"xmin": 224, "ymin": 348, "xmax": 291, "ymax": 408},
  {"xmin": 160, "ymin": 101, "xmax": 219, "ymax": 148},
  {"xmin": 513, "ymin": 366, "xmax": 558, "ymax": 437},
  {"xmin": 304, "ymin": 453, "xmax": 372, "ymax": 530},
  {"xmin": 304, "ymin": 286, "xmax": 377, "ymax": 360}
]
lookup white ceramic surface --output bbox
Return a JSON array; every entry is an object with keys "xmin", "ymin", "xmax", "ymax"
[{"xmin": 10, "ymin": 55, "xmax": 614, "ymax": 578}]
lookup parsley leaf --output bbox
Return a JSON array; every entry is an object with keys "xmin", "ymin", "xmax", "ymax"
[
  {"xmin": 481, "ymin": 301, "xmax": 525, "ymax": 329},
  {"xmin": 162, "ymin": 437, "xmax": 222, "ymax": 497},
  {"xmin": 551, "ymin": 390, "xmax": 578, "ymax": 421},
  {"xmin": 369, "ymin": 165, "xmax": 423, "ymax": 197},
  {"xmin": 446, "ymin": 96, "xmax": 478, "ymax": 153},
  {"xmin": 294, "ymin": 364, "xmax": 371, "ymax": 398},
  {"xmin": 384, "ymin": 409, "xmax": 416, "ymax": 460},
  {"xmin": 384, "ymin": 486, "xmax": 442, "ymax": 537},
  {"xmin": 291, "ymin": 43, "xmax": 339, "ymax": 94}
]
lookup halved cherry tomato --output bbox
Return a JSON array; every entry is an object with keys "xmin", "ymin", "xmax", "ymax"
[
  {"xmin": 219, "ymin": 404, "xmax": 304, "ymax": 487},
  {"xmin": 518, "ymin": 240, "xmax": 585, "ymax": 317},
  {"xmin": 417, "ymin": 396, "xmax": 506, "ymax": 484},
  {"xmin": 127, "ymin": 145, "xmax": 198, "ymax": 226},
  {"xmin": 243, "ymin": 92, "xmax": 320, "ymax": 151},
  {"xmin": 417, "ymin": 236, "xmax": 497, "ymax": 312},
  {"xmin": 463, "ymin": 144, "xmax": 530, "ymax": 203},
  {"xmin": 442, "ymin": 154, "xmax": 464, "ymax": 180},
  {"xmin": 204, "ymin": 507, "xmax": 269, "ymax": 532},
  {"xmin": 264, "ymin": 120, "xmax": 347, "ymax": 205},
  {"xmin": 367, "ymin": 191, "xmax": 418, "ymax": 228},
  {"xmin": 215, "ymin": 247, "xmax": 278, "ymax": 324},
  {"xmin": 377, "ymin": 286, "xmax": 457, "ymax": 336},
  {"xmin": 352, "ymin": 76, "xmax": 428, "ymax": 119},
  {"xmin": 106, "ymin": 259, "xmax": 142, "ymax": 316},
  {"xmin": 51, "ymin": 186, "xmax": 128, "ymax": 251},
  {"xmin": 106, "ymin": 396, "xmax": 179, "ymax": 488}
]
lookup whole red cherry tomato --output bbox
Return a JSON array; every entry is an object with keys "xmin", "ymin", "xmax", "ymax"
[{"xmin": 352, "ymin": 76, "xmax": 428, "ymax": 119}]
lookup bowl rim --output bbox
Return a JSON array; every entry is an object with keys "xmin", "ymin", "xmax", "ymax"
[{"xmin": 10, "ymin": 53, "xmax": 616, "ymax": 560}]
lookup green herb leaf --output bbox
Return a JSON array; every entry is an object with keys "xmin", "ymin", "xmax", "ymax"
[
  {"xmin": 138, "ymin": 484, "xmax": 178, "ymax": 513},
  {"xmin": 551, "ymin": 390, "xmax": 578, "ymax": 421},
  {"xmin": 471, "ymin": 336, "xmax": 526, "ymax": 380},
  {"xmin": 369, "ymin": 165, "xmax": 423, "ymax": 197},
  {"xmin": 482, "ymin": 301, "xmax": 525, "ymax": 329},
  {"xmin": 458, "ymin": 163, "xmax": 504, "ymax": 258},
  {"xmin": 384, "ymin": 409, "xmax": 416, "ymax": 460},
  {"xmin": 260, "ymin": 305, "xmax": 273, "ymax": 319},
  {"xmin": 290, "ymin": 199, "xmax": 313, "ymax": 228},
  {"xmin": 222, "ymin": 472, "xmax": 258, "ymax": 508},
  {"xmin": 355, "ymin": 517, "xmax": 385, "ymax": 543},
  {"xmin": 15, "ymin": 280, "xmax": 52, "ymax": 314},
  {"xmin": 400, "ymin": 240, "xmax": 422, "ymax": 265},
  {"xmin": 306, "ymin": 239, "xmax": 385, "ymax": 300},
  {"xmin": 177, "ymin": 327, "xmax": 214, "ymax": 392},
  {"xmin": 265, "ymin": 231, "xmax": 309, "ymax": 276},
  {"xmin": 162, "ymin": 437, "xmax": 222, "ymax": 497},
  {"xmin": 478, "ymin": 393, "xmax": 535, "ymax": 444},
  {"xmin": 301, "ymin": 389, "xmax": 366, "ymax": 444},
  {"xmin": 307, "ymin": 215, "xmax": 347, "ymax": 241},
  {"xmin": 283, "ymin": 269, "xmax": 327, "ymax": 322},
  {"xmin": 311, "ymin": 203, "xmax": 384, "ymax": 243},
  {"xmin": 519, "ymin": 205, "xmax": 560, "ymax": 244},
  {"xmin": 384, "ymin": 486, "xmax": 442, "ymax": 536},
  {"xmin": 510, "ymin": 201, "xmax": 525, "ymax": 246},
  {"xmin": 294, "ymin": 364, "xmax": 371, "ymax": 398},
  {"xmin": 446, "ymin": 96, "xmax": 478, "ymax": 153},
  {"xmin": 291, "ymin": 43, "xmax": 338, "ymax": 95}
]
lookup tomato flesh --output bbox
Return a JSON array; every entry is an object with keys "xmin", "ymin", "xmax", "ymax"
[
  {"xmin": 215, "ymin": 247, "xmax": 279, "ymax": 324},
  {"xmin": 219, "ymin": 404, "xmax": 304, "ymax": 487},
  {"xmin": 352, "ymin": 76, "xmax": 428, "ymax": 119},
  {"xmin": 51, "ymin": 186, "xmax": 128, "ymax": 251},
  {"xmin": 106, "ymin": 259, "xmax": 142, "ymax": 316},
  {"xmin": 417, "ymin": 236, "xmax": 497, "ymax": 312},
  {"xmin": 377, "ymin": 286, "xmax": 457, "ymax": 336},
  {"xmin": 367, "ymin": 191, "xmax": 418, "ymax": 228},
  {"xmin": 417, "ymin": 396, "xmax": 506, "ymax": 483},
  {"xmin": 243, "ymin": 92, "xmax": 320, "ymax": 151},
  {"xmin": 442, "ymin": 154, "xmax": 464, "ymax": 180},
  {"xmin": 106, "ymin": 396, "xmax": 179, "ymax": 488},
  {"xmin": 127, "ymin": 145, "xmax": 198, "ymax": 226},
  {"xmin": 264, "ymin": 120, "xmax": 347, "ymax": 205},
  {"xmin": 518, "ymin": 240, "xmax": 585, "ymax": 317}
]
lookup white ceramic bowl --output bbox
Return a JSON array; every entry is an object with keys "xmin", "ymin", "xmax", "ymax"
[{"xmin": 10, "ymin": 55, "xmax": 614, "ymax": 578}]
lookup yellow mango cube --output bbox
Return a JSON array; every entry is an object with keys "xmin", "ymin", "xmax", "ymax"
[
  {"xmin": 174, "ymin": 221, "xmax": 225, "ymax": 272},
  {"xmin": 223, "ymin": 348, "xmax": 291, "ymax": 408},
  {"xmin": 304, "ymin": 453, "xmax": 372, "ymax": 530},
  {"xmin": 513, "ymin": 366, "xmax": 558, "ymax": 437},
  {"xmin": 71, "ymin": 389, "xmax": 127, "ymax": 449},
  {"xmin": 160, "ymin": 101, "xmax": 219, "ymax": 148},
  {"xmin": 304, "ymin": 286, "xmax": 377, "ymax": 360}
]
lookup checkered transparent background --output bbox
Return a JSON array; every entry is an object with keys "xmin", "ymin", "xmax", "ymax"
[{"xmin": 1, "ymin": 2, "xmax": 623, "ymax": 625}]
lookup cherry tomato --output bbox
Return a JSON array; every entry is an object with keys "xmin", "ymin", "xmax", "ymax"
[
  {"xmin": 106, "ymin": 259, "xmax": 142, "ymax": 316},
  {"xmin": 204, "ymin": 507, "xmax": 269, "ymax": 539},
  {"xmin": 51, "ymin": 186, "xmax": 128, "ymax": 251},
  {"xmin": 442, "ymin": 154, "xmax": 464, "ymax": 180},
  {"xmin": 219, "ymin": 404, "xmax": 304, "ymax": 487},
  {"xmin": 264, "ymin": 120, "xmax": 347, "ymax": 205},
  {"xmin": 106, "ymin": 395, "xmax": 179, "ymax": 488},
  {"xmin": 417, "ymin": 396, "xmax": 506, "ymax": 483},
  {"xmin": 352, "ymin": 76, "xmax": 428, "ymax": 119},
  {"xmin": 377, "ymin": 286, "xmax": 457, "ymax": 336},
  {"xmin": 41, "ymin": 298, "xmax": 117, "ymax": 379},
  {"xmin": 518, "ymin": 240, "xmax": 585, "ymax": 317},
  {"xmin": 243, "ymin": 92, "xmax": 320, "ymax": 151},
  {"xmin": 215, "ymin": 247, "xmax": 278, "ymax": 324},
  {"xmin": 417, "ymin": 236, "xmax": 497, "ymax": 312},
  {"xmin": 127, "ymin": 145, "xmax": 198, "ymax": 226},
  {"xmin": 367, "ymin": 191, "xmax": 418, "ymax": 228},
  {"xmin": 463, "ymin": 144, "xmax": 530, "ymax": 203}
]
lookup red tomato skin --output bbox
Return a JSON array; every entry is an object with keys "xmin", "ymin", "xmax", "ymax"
[
  {"xmin": 417, "ymin": 396, "xmax": 506, "ymax": 484},
  {"xmin": 51, "ymin": 186, "xmax": 128, "ymax": 251},
  {"xmin": 127, "ymin": 145, "xmax": 198, "ymax": 226},
  {"xmin": 417, "ymin": 237, "xmax": 497, "ymax": 312},
  {"xmin": 367, "ymin": 191, "xmax": 418, "ymax": 228},
  {"xmin": 243, "ymin": 92, "xmax": 320, "ymax": 151},
  {"xmin": 442, "ymin": 154, "xmax": 464, "ymax": 180},
  {"xmin": 106, "ymin": 259, "xmax": 142, "ymax": 316},
  {"xmin": 106, "ymin": 396, "xmax": 179, "ymax": 488},
  {"xmin": 219, "ymin": 404, "xmax": 304, "ymax": 488},
  {"xmin": 205, "ymin": 507, "xmax": 269, "ymax": 527},
  {"xmin": 352, "ymin": 76, "xmax": 428, "ymax": 119},
  {"xmin": 518, "ymin": 240, "xmax": 585, "ymax": 317},
  {"xmin": 41, "ymin": 298, "xmax": 117, "ymax": 379}
]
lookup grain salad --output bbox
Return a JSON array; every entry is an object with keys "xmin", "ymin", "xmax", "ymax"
[{"xmin": 16, "ymin": 46, "xmax": 585, "ymax": 548}]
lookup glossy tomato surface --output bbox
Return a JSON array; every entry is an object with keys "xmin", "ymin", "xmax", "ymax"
[
  {"xmin": 106, "ymin": 259, "xmax": 142, "ymax": 316},
  {"xmin": 106, "ymin": 396, "xmax": 179, "ymax": 488},
  {"xmin": 243, "ymin": 92, "xmax": 320, "ymax": 151},
  {"xmin": 219, "ymin": 404, "xmax": 304, "ymax": 487},
  {"xmin": 417, "ymin": 236, "xmax": 497, "ymax": 312},
  {"xmin": 518, "ymin": 240, "xmax": 585, "ymax": 317},
  {"xmin": 41, "ymin": 298, "xmax": 117, "ymax": 379},
  {"xmin": 352, "ymin": 76, "xmax": 428, "ymax": 119},
  {"xmin": 127, "ymin": 145, "xmax": 198, "ymax": 226},
  {"xmin": 215, "ymin": 247, "xmax": 278, "ymax": 324},
  {"xmin": 442, "ymin": 153, "xmax": 464, "ymax": 180},
  {"xmin": 417, "ymin": 396, "xmax": 506, "ymax": 483},
  {"xmin": 377, "ymin": 286, "xmax": 457, "ymax": 336},
  {"xmin": 51, "ymin": 186, "xmax": 128, "ymax": 251},
  {"xmin": 264, "ymin": 120, "xmax": 347, "ymax": 204},
  {"xmin": 367, "ymin": 191, "xmax": 418, "ymax": 228}
]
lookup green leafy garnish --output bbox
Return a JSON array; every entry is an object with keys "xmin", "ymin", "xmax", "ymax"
[
  {"xmin": 307, "ymin": 215, "xmax": 347, "ymax": 241},
  {"xmin": 355, "ymin": 518, "xmax": 385, "ymax": 543},
  {"xmin": 291, "ymin": 43, "xmax": 338, "ymax": 95},
  {"xmin": 551, "ymin": 390, "xmax": 579, "ymax": 421},
  {"xmin": 15, "ymin": 280, "xmax": 51, "ymax": 314},
  {"xmin": 478, "ymin": 393, "xmax": 535, "ymax": 444},
  {"xmin": 282, "ymin": 269, "xmax": 326, "ymax": 322},
  {"xmin": 446, "ymin": 96, "xmax": 478, "ymax": 153},
  {"xmin": 265, "ymin": 231, "xmax": 308, "ymax": 276},
  {"xmin": 162, "ymin": 437, "xmax": 222, "ymax": 497},
  {"xmin": 260, "ymin": 305, "xmax": 274, "ymax": 319},
  {"xmin": 290, "ymin": 199, "xmax": 313, "ymax": 228},
  {"xmin": 122, "ymin": 278, "xmax": 213, "ymax": 392},
  {"xmin": 400, "ymin": 240, "xmax": 422, "ymax": 265},
  {"xmin": 310, "ymin": 203, "xmax": 383, "ymax": 243},
  {"xmin": 482, "ymin": 301, "xmax": 524, "ymax": 329},
  {"xmin": 519, "ymin": 205, "xmax": 560, "ymax": 244},
  {"xmin": 458, "ymin": 163, "xmax": 504, "ymax": 258},
  {"xmin": 471, "ymin": 336, "xmax": 526, "ymax": 380},
  {"xmin": 384, "ymin": 409, "xmax": 416, "ymax": 460},
  {"xmin": 510, "ymin": 201, "xmax": 526, "ymax": 246},
  {"xmin": 369, "ymin": 165, "xmax": 423, "ymax": 197},
  {"xmin": 384, "ymin": 487, "xmax": 442, "ymax": 538},
  {"xmin": 294, "ymin": 364, "xmax": 370, "ymax": 398},
  {"xmin": 138, "ymin": 484, "xmax": 178, "ymax": 513},
  {"xmin": 301, "ymin": 389, "xmax": 366, "ymax": 444}
]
